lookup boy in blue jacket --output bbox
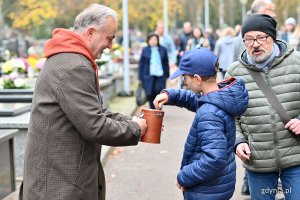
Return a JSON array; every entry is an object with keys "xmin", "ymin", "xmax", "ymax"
[{"xmin": 154, "ymin": 48, "xmax": 249, "ymax": 200}]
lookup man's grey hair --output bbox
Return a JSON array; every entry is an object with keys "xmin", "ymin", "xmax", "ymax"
[
  {"xmin": 73, "ymin": 4, "xmax": 118, "ymax": 33},
  {"xmin": 251, "ymin": 0, "xmax": 273, "ymax": 14}
]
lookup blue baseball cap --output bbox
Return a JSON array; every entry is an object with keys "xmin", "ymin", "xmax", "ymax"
[{"xmin": 170, "ymin": 48, "xmax": 218, "ymax": 80}]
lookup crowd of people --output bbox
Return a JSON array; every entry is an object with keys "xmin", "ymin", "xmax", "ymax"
[
  {"xmin": 138, "ymin": 19, "xmax": 241, "ymax": 107},
  {"xmin": 138, "ymin": 0, "xmax": 300, "ymax": 199}
]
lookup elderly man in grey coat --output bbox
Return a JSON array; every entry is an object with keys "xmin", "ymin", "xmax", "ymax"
[
  {"xmin": 226, "ymin": 14, "xmax": 300, "ymax": 200},
  {"xmin": 19, "ymin": 4, "xmax": 147, "ymax": 200},
  {"xmin": 233, "ymin": 0, "xmax": 277, "ymax": 195},
  {"xmin": 234, "ymin": 0, "xmax": 276, "ymax": 61}
]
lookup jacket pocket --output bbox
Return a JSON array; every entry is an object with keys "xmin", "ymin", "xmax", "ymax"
[{"xmin": 73, "ymin": 144, "xmax": 88, "ymax": 189}]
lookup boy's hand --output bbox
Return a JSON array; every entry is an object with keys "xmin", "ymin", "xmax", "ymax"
[
  {"xmin": 176, "ymin": 182, "xmax": 186, "ymax": 192},
  {"xmin": 153, "ymin": 93, "xmax": 168, "ymax": 109}
]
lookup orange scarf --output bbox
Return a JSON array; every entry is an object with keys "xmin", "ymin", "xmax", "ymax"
[{"xmin": 44, "ymin": 28, "xmax": 100, "ymax": 94}]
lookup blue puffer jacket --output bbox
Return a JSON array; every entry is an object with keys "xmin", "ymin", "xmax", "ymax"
[{"xmin": 164, "ymin": 78, "xmax": 248, "ymax": 200}]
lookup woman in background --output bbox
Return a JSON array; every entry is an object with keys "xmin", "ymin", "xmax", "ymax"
[
  {"xmin": 138, "ymin": 33, "xmax": 170, "ymax": 109},
  {"xmin": 185, "ymin": 27, "xmax": 210, "ymax": 50},
  {"xmin": 214, "ymin": 27, "xmax": 236, "ymax": 78}
]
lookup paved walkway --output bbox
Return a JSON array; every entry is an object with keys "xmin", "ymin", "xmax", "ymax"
[
  {"xmin": 2, "ymin": 92, "xmax": 252, "ymax": 200},
  {"xmin": 2, "ymin": 95, "xmax": 138, "ymax": 200},
  {"xmin": 104, "ymin": 105, "xmax": 251, "ymax": 200}
]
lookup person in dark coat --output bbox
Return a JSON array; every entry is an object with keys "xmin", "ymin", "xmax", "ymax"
[
  {"xmin": 154, "ymin": 48, "xmax": 249, "ymax": 200},
  {"xmin": 138, "ymin": 33, "xmax": 170, "ymax": 109},
  {"xmin": 19, "ymin": 4, "xmax": 147, "ymax": 200}
]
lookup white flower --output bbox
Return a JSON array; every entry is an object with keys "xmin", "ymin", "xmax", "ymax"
[
  {"xmin": 9, "ymin": 71, "xmax": 19, "ymax": 80},
  {"xmin": 97, "ymin": 53, "xmax": 111, "ymax": 62},
  {"xmin": 2, "ymin": 59, "xmax": 26, "ymax": 74},
  {"xmin": 103, "ymin": 48, "xmax": 110, "ymax": 54},
  {"xmin": 113, "ymin": 50, "xmax": 122, "ymax": 58},
  {"xmin": 11, "ymin": 59, "xmax": 26, "ymax": 69},
  {"xmin": 0, "ymin": 78, "xmax": 3, "ymax": 89},
  {"xmin": 14, "ymin": 78, "xmax": 26, "ymax": 88}
]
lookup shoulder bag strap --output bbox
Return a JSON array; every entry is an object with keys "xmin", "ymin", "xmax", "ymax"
[{"xmin": 246, "ymin": 68, "xmax": 291, "ymax": 125}]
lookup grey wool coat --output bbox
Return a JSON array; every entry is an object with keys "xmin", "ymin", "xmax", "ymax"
[{"xmin": 19, "ymin": 53, "xmax": 141, "ymax": 200}]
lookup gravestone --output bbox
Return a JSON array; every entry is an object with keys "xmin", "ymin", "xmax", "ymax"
[{"xmin": 0, "ymin": 129, "xmax": 19, "ymax": 199}]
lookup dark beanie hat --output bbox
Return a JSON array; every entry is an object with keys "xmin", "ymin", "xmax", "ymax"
[{"xmin": 241, "ymin": 14, "xmax": 277, "ymax": 40}]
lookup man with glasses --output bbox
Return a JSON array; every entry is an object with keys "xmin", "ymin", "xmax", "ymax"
[
  {"xmin": 226, "ymin": 14, "xmax": 300, "ymax": 200},
  {"xmin": 233, "ymin": 0, "xmax": 277, "ymax": 196},
  {"xmin": 234, "ymin": 0, "xmax": 276, "ymax": 61}
]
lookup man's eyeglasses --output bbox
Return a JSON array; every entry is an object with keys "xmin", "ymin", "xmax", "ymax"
[{"xmin": 243, "ymin": 35, "xmax": 270, "ymax": 47}]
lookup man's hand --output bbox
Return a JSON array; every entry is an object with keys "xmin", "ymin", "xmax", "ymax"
[
  {"xmin": 132, "ymin": 116, "xmax": 147, "ymax": 137},
  {"xmin": 153, "ymin": 93, "xmax": 168, "ymax": 109},
  {"xmin": 176, "ymin": 182, "xmax": 186, "ymax": 192},
  {"xmin": 285, "ymin": 118, "xmax": 300, "ymax": 135},
  {"xmin": 236, "ymin": 143, "xmax": 251, "ymax": 161}
]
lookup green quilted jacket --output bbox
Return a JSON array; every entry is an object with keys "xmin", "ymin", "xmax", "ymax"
[{"xmin": 226, "ymin": 40, "xmax": 300, "ymax": 172}]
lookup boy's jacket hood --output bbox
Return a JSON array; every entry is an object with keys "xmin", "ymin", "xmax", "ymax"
[{"xmin": 200, "ymin": 77, "xmax": 248, "ymax": 116}]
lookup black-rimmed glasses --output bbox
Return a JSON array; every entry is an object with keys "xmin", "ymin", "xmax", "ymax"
[{"xmin": 243, "ymin": 35, "xmax": 270, "ymax": 47}]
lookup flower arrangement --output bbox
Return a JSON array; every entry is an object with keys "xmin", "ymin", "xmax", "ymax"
[
  {"xmin": 110, "ymin": 43, "xmax": 124, "ymax": 62},
  {"xmin": 2, "ymin": 58, "xmax": 27, "ymax": 74},
  {"xmin": 1, "ymin": 58, "xmax": 29, "ymax": 89},
  {"xmin": 0, "ymin": 56, "xmax": 46, "ymax": 89},
  {"xmin": 27, "ymin": 54, "xmax": 39, "ymax": 71},
  {"xmin": 0, "ymin": 44, "xmax": 46, "ymax": 89}
]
